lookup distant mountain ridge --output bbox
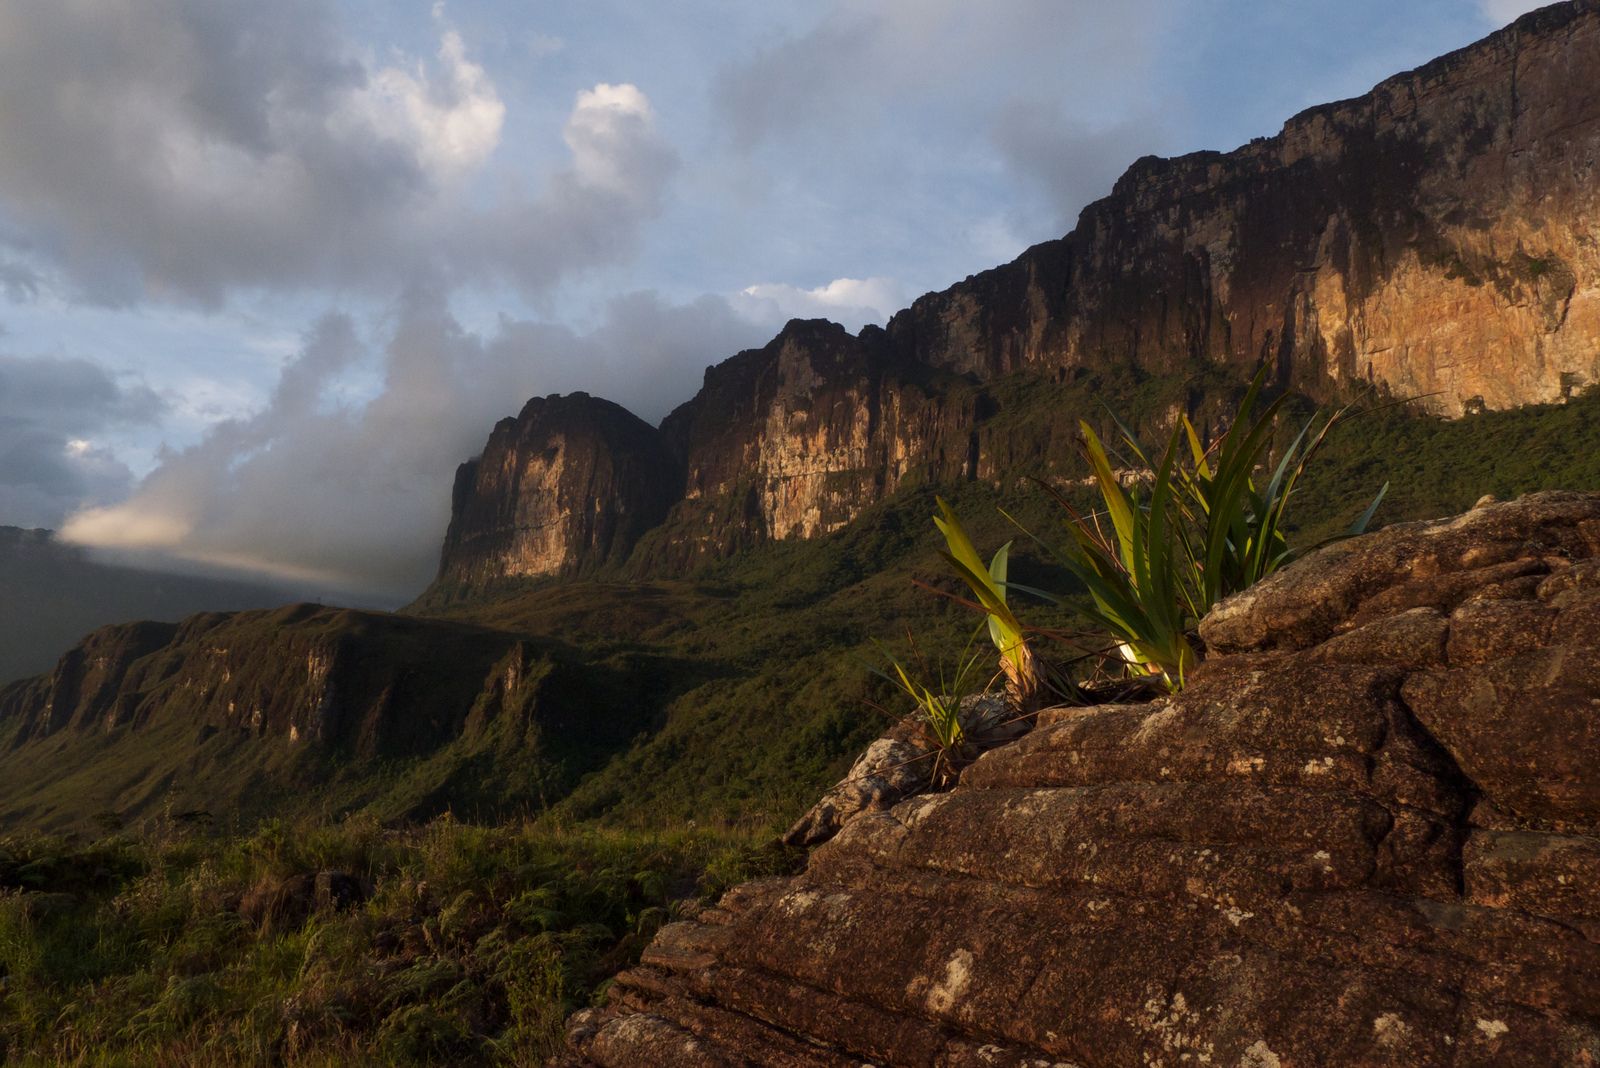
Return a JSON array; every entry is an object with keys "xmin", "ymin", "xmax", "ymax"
[
  {"xmin": 0, "ymin": 526, "xmax": 291, "ymax": 685},
  {"xmin": 426, "ymin": 0, "xmax": 1600, "ymax": 600}
]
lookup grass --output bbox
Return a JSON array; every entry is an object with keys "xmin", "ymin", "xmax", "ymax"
[{"xmin": 0, "ymin": 816, "xmax": 798, "ymax": 1066}]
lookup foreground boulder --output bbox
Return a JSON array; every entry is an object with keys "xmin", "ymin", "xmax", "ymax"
[{"xmin": 559, "ymin": 492, "xmax": 1600, "ymax": 1066}]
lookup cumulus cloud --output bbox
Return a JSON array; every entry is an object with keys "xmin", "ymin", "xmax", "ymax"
[
  {"xmin": 61, "ymin": 291, "xmax": 763, "ymax": 601},
  {"xmin": 336, "ymin": 21, "xmax": 506, "ymax": 182},
  {"xmin": 0, "ymin": 353, "xmax": 163, "ymax": 529},
  {"xmin": 0, "ymin": 2, "xmax": 675, "ymax": 305},
  {"xmin": 1480, "ymin": 0, "xmax": 1549, "ymax": 25},
  {"xmin": 733, "ymin": 277, "xmax": 909, "ymax": 332}
]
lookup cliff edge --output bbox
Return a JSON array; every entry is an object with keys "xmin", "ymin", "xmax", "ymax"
[
  {"xmin": 560, "ymin": 491, "xmax": 1600, "ymax": 1067},
  {"xmin": 429, "ymin": 2, "xmax": 1600, "ymax": 595}
]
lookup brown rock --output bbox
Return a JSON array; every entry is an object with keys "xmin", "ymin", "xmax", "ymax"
[
  {"xmin": 561, "ymin": 492, "xmax": 1600, "ymax": 1066},
  {"xmin": 888, "ymin": 1, "xmax": 1600, "ymax": 417},
  {"xmin": 454, "ymin": 4, "xmax": 1600, "ymax": 583},
  {"xmin": 431, "ymin": 392, "xmax": 680, "ymax": 595}
]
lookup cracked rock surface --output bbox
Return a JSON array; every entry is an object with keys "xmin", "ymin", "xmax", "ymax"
[{"xmin": 557, "ymin": 493, "xmax": 1600, "ymax": 1067}]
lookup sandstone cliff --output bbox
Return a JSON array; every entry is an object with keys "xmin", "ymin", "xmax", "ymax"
[
  {"xmin": 888, "ymin": 0, "xmax": 1600, "ymax": 414},
  {"xmin": 561, "ymin": 492, "xmax": 1600, "ymax": 1067},
  {"xmin": 429, "ymin": 3, "xmax": 1600, "ymax": 592},
  {"xmin": 649, "ymin": 321, "xmax": 984, "ymax": 562},
  {"xmin": 433, "ymin": 393, "xmax": 681, "ymax": 594}
]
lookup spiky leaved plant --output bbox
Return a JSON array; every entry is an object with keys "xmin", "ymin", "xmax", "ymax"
[
  {"xmin": 1049, "ymin": 369, "xmax": 1386, "ymax": 688},
  {"xmin": 873, "ymin": 630, "xmax": 1014, "ymax": 787},
  {"xmin": 932, "ymin": 498, "xmax": 1044, "ymax": 712},
  {"xmin": 1048, "ymin": 424, "xmax": 1200, "ymax": 689},
  {"xmin": 944, "ymin": 368, "xmax": 1387, "ymax": 692}
]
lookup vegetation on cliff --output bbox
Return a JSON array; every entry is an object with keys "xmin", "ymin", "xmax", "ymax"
[{"xmin": 931, "ymin": 373, "xmax": 1385, "ymax": 696}]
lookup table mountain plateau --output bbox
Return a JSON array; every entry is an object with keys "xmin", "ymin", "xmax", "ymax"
[
  {"xmin": 428, "ymin": 0, "xmax": 1600, "ymax": 600},
  {"xmin": 4, "ymin": 0, "xmax": 1600, "ymax": 872}
]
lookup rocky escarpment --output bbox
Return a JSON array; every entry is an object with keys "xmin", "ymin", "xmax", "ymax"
[
  {"xmin": 0, "ymin": 604, "xmax": 653, "ymax": 829},
  {"xmin": 889, "ymin": 0, "xmax": 1600, "ymax": 414},
  {"xmin": 432, "ymin": 393, "xmax": 681, "ymax": 593},
  {"xmin": 647, "ymin": 321, "xmax": 985, "ymax": 563},
  {"xmin": 561, "ymin": 492, "xmax": 1600, "ymax": 1067},
  {"xmin": 430, "ymin": 4, "xmax": 1600, "ymax": 592}
]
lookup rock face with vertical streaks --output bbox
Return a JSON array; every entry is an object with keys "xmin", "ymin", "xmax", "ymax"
[
  {"xmin": 432, "ymin": 393, "xmax": 681, "ymax": 593},
  {"xmin": 559, "ymin": 492, "xmax": 1600, "ymax": 1067},
  {"xmin": 886, "ymin": 0, "xmax": 1600, "ymax": 414},
  {"xmin": 430, "ymin": 3, "xmax": 1600, "ymax": 594}
]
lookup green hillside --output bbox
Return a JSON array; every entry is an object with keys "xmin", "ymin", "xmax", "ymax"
[{"xmin": 5, "ymin": 384, "xmax": 1600, "ymax": 1065}]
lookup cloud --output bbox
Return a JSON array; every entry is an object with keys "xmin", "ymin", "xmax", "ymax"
[
  {"xmin": 715, "ymin": 1, "xmax": 1167, "ymax": 150},
  {"xmin": 734, "ymin": 277, "xmax": 909, "ymax": 332},
  {"xmin": 0, "ymin": 353, "xmax": 164, "ymax": 529},
  {"xmin": 0, "ymin": 260, "xmax": 40, "ymax": 303},
  {"xmin": 61, "ymin": 290, "xmax": 763, "ymax": 601},
  {"xmin": 336, "ymin": 23, "xmax": 506, "ymax": 182},
  {"xmin": 1480, "ymin": 0, "xmax": 1549, "ymax": 25},
  {"xmin": 0, "ymin": 2, "xmax": 675, "ymax": 306},
  {"xmin": 989, "ymin": 102, "xmax": 1163, "ymax": 231}
]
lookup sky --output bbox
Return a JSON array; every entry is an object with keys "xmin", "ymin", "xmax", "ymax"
[{"xmin": 0, "ymin": 0, "xmax": 1553, "ymax": 603}]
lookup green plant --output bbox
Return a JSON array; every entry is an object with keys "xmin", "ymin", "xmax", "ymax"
[
  {"xmin": 960, "ymin": 370, "xmax": 1386, "ymax": 691},
  {"xmin": 931, "ymin": 499, "xmax": 1044, "ymax": 710},
  {"xmin": 871, "ymin": 628, "xmax": 1008, "ymax": 786},
  {"xmin": 1060, "ymin": 374, "xmax": 1384, "ymax": 687},
  {"xmin": 1046, "ymin": 426, "xmax": 1201, "ymax": 688}
]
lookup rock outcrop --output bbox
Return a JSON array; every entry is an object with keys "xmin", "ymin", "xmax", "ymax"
[
  {"xmin": 560, "ymin": 492, "xmax": 1600, "ymax": 1067},
  {"xmin": 433, "ymin": 393, "xmax": 680, "ymax": 591},
  {"xmin": 649, "ymin": 321, "xmax": 983, "ymax": 563},
  {"xmin": 432, "ymin": 3, "xmax": 1600, "ymax": 592}
]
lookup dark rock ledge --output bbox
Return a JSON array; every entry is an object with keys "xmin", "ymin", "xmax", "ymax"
[{"xmin": 558, "ymin": 492, "xmax": 1600, "ymax": 1067}]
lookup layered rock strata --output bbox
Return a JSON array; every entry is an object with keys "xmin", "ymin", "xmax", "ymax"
[
  {"xmin": 433, "ymin": 3, "xmax": 1600, "ymax": 589},
  {"xmin": 561, "ymin": 492, "xmax": 1600, "ymax": 1067},
  {"xmin": 0, "ymin": 604, "xmax": 540, "ymax": 759}
]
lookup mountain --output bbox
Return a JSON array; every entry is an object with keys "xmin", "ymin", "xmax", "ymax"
[
  {"xmin": 0, "ymin": 603, "xmax": 664, "ymax": 829},
  {"xmin": 434, "ymin": 392, "xmax": 682, "ymax": 595},
  {"xmin": 0, "ymin": 526, "xmax": 293, "ymax": 686},
  {"xmin": 5, "ymin": 3, "xmax": 1600, "ymax": 835},
  {"xmin": 426, "ymin": 0, "xmax": 1600, "ymax": 596}
]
